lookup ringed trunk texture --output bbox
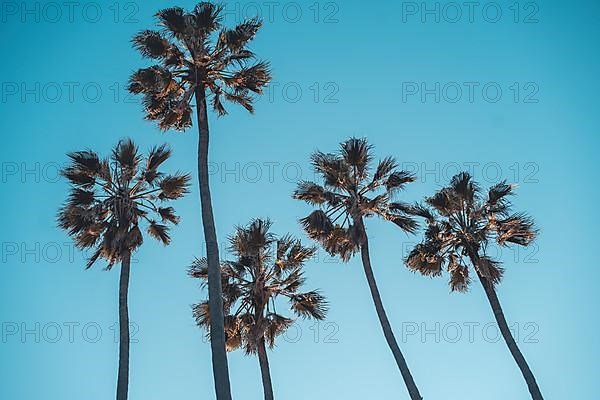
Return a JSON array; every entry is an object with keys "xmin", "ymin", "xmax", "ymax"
[
  {"xmin": 116, "ymin": 250, "xmax": 131, "ymax": 400},
  {"xmin": 257, "ymin": 338, "xmax": 274, "ymax": 400},
  {"xmin": 356, "ymin": 219, "xmax": 422, "ymax": 400},
  {"xmin": 475, "ymin": 267, "xmax": 544, "ymax": 400},
  {"xmin": 195, "ymin": 87, "xmax": 232, "ymax": 400}
]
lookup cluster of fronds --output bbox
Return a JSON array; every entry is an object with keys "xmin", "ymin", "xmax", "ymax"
[
  {"xmin": 293, "ymin": 137, "xmax": 418, "ymax": 261},
  {"xmin": 406, "ymin": 172, "xmax": 538, "ymax": 291},
  {"xmin": 58, "ymin": 139, "xmax": 190, "ymax": 269},
  {"xmin": 128, "ymin": 2, "xmax": 271, "ymax": 131},
  {"xmin": 189, "ymin": 219, "xmax": 327, "ymax": 354}
]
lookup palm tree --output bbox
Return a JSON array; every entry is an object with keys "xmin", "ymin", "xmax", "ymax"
[
  {"xmin": 128, "ymin": 5, "xmax": 271, "ymax": 397},
  {"xmin": 406, "ymin": 172, "xmax": 543, "ymax": 399},
  {"xmin": 293, "ymin": 137, "xmax": 423, "ymax": 400},
  {"xmin": 189, "ymin": 219, "xmax": 327, "ymax": 400},
  {"xmin": 57, "ymin": 139, "xmax": 190, "ymax": 400}
]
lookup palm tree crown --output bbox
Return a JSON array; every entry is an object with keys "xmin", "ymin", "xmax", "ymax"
[
  {"xmin": 293, "ymin": 137, "xmax": 418, "ymax": 261},
  {"xmin": 128, "ymin": 2, "xmax": 272, "ymax": 130},
  {"xmin": 406, "ymin": 171, "xmax": 538, "ymax": 291},
  {"xmin": 58, "ymin": 139, "xmax": 191, "ymax": 268},
  {"xmin": 189, "ymin": 218, "xmax": 327, "ymax": 353}
]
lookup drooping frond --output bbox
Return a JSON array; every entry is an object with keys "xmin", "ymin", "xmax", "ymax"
[
  {"xmin": 406, "ymin": 244, "xmax": 443, "ymax": 277},
  {"xmin": 475, "ymin": 255, "xmax": 504, "ymax": 285},
  {"xmin": 192, "ymin": 301, "xmax": 211, "ymax": 329},
  {"xmin": 264, "ymin": 313, "xmax": 294, "ymax": 348},
  {"xmin": 448, "ymin": 253, "xmax": 470, "ymax": 292},
  {"xmin": 158, "ymin": 206, "xmax": 180, "ymax": 224},
  {"xmin": 147, "ymin": 220, "xmax": 171, "ymax": 245}
]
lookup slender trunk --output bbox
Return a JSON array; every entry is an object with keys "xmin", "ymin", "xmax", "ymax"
[
  {"xmin": 356, "ymin": 218, "xmax": 422, "ymax": 400},
  {"xmin": 256, "ymin": 338, "xmax": 274, "ymax": 400},
  {"xmin": 116, "ymin": 250, "xmax": 131, "ymax": 400},
  {"xmin": 194, "ymin": 87, "xmax": 232, "ymax": 400},
  {"xmin": 468, "ymin": 252, "xmax": 543, "ymax": 400}
]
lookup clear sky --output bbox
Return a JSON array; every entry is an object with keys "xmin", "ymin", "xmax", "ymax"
[{"xmin": 1, "ymin": 0, "xmax": 598, "ymax": 399}]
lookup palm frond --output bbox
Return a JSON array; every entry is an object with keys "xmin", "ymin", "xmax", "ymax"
[
  {"xmin": 264, "ymin": 313, "xmax": 294, "ymax": 348},
  {"xmin": 155, "ymin": 7, "xmax": 187, "ymax": 37},
  {"xmin": 299, "ymin": 210, "xmax": 334, "ymax": 242},
  {"xmin": 192, "ymin": 2, "xmax": 224, "ymax": 35},
  {"xmin": 66, "ymin": 150, "xmax": 102, "ymax": 177},
  {"xmin": 222, "ymin": 61, "xmax": 271, "ymax": 94},
  {"xmin": 145, "ymin": 144, "xmax": 172, "ymax": 183},
  {"xmin": 290, "ymin": 291, "xmax": 328, "ymax": 320},
  {"xmin": 158, "ymin": 173, "xmax": 191, "ymax": 200},
  {"xmin": 385, "ymin": 170, "xmax": 416, "ymax": 192},
  {"xmin": 476, "ymin": 255, "xmax": 504, "ymax": 285},
  {"xmin": 218, "ymin": 17, "xmax": 262, "ymax": 53},
  {"xmin": 448, "ymin": 253, "xmax": 470, "ymax": 292},
  {"xmin": 147, "ymin": 220, "xmax": 171, "ymax": 245},
  {"xmin": 158, "ymin": 206, "xmax": 180, "ymax": 224},
  {"xmin": 132, "ymin": 30, "xmax": 171, "ymax": 59},
  {"xmin": 450, "ymin": 171, "xmax": 479, "ymax": 205},
  {"xmin": 340, "ymin": 137, "xmax": 372, "ymax": 180},
  {"xmin": 293, "ymin": 181, "xmax": 343, "ymax": 207},
  {"xmin": 494, "ymin": 213, "xmax": 538, "ymax": 246},
  {"xmin": 188, "ymin": 257, "xmax": 209, "ymax": 280},
  {"xmin": 405, "ymin": 244, "xmax": 443, "ymax": 277}
]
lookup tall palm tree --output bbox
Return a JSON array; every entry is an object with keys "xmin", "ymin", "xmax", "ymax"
[
  {"xmin": 293, "ymin": 137, "xmax": 423, "ymax": 400},
  {"xmin": 128, "ymin": 4, "xmax": 271, "ymax": 398},
  {"xmin": 57, "ymin": 139, "xmax": 190, "ymax": 400},
  {"xmin": 189, "ymin": 219, "xmax": 327, "ymax": 400},
  {"xmin": 406, "ymin": 172, "xmax": 543, "ymax": 399}
]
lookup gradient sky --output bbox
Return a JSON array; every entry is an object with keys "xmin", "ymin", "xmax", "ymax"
[{"xmin": 1, "ymin": 0, "xmax": 598, "ymax": 399}]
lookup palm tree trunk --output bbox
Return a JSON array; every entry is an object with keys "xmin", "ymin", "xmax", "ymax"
[
  {"xmin": 116, "ymin": 250, "xmax": 131, "ymax": 400},
  {"xmin": 356, "ymin": 219, "xmax": 422, "ymax": 400},
  {"xmin": 194, "ymin": 87, "xmax": 232, "ymax": 400},
  {"xmin": 256, "ymin": 338, "xmax": 274, "ymax": 400},
  {"xmin": 475, "ymin": 269, "xmax": 544, "ymax": 399}
]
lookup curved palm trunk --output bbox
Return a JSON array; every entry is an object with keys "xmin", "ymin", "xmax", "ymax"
[
  {"xmin": 475, "ymin": 270, "xmax": 544, "ymax": 400},
  {"xmin": 116, "ymin": 250, "xmax": 131, "ymax": 400},
  {"xmin": 194, "ymin": 87, "xmax": 233, "ymax": 400},
  {"xmin": 256, "ymin": 338, "xmax": 274, "ymax": 400},
  {"xmin": 356, "ymin": 220, "xmax": 422, "ymax": 400}
]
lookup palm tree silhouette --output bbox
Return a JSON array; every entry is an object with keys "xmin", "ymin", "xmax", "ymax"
[
  {"xmin": 189, "ymin": 218, "xmax": 327, "ymax": 400},
  {"xmin": 128, "ymin": 4, "xmax": 271, "ymax": 398},
  {"xmin": 293, "ymin": 138, "xmax": 423, "ymax": 400},
  {"xmin": 406, "ymin": 172, "xmax": 543, "ymax": 399},
  {"xmin": 58, "ymin": 139, "xmax": 190, "ymax": 400}
]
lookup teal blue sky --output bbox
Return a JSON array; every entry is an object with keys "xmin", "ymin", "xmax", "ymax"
[{"xmin": 1, "ymin": 0, "xmax": 598, "ymax": 398}]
